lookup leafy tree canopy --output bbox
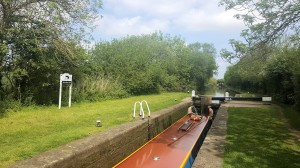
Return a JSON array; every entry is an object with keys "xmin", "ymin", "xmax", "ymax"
[
  {"xmin": 219, "ymin": 0, "xmax": 300, "ymax": 62},
  {"xmin": 219, "ymin": 0, "xmax": 300, "ymax": 46},
  {"xmin": 0, "ymin": 0, "xmax": 102, "ymax": 104},
  {"xmin": 91, "ymin": 33, "xmax": 217, "ymax": 95}
]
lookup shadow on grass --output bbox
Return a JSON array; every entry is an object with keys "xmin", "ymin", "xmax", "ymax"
[{"xmin": 223, "ymin": 107, "xmax": 300, "ymax": 168}]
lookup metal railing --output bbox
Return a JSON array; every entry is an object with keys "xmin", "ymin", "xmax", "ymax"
[{"xmin": 133, "ymin": 100, "xmax": 151, "ymax": 120}]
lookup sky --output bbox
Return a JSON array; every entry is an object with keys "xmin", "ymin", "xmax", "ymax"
[{"xmin": 91, "ymin": 0, "xmax": 246, "ymax": 79}]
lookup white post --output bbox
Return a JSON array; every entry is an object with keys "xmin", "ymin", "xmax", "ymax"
[
  {"xmin": 58, "ymin": 78, "xmax": 62, "ymax": 109},
  {"xmin": 192, "ymin": 90, "xmax": 196, "ymax": 97},
  {"xmin": 68, "ymin": 83, "xmax": 72, "ymax": 108},
  {"xmin": 225, "ymin": 92, "xmax": 230, "ymax": 102}
]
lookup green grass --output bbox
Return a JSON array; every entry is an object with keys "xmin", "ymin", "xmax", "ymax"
[
  {"xmin": 239, "ymin": 92, "xmax": 263, "ymax": 97},
  {"xmin": 279, "ymin": 104, "xmax": 300, "ymax": 130},
  {"xmin": 239, "ymin": 93, "xmax": 255, "ymax": 97},
  {"xmin": 0, "ymin": 92, "xmax": 189, "ymax": 167},
  {"xmin": 223, "ymin": 107, "xmax": 300, "ymax": 168}
]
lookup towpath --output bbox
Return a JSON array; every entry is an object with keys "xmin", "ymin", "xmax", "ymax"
[{"xmin": 192, "ymin": 101, "xmax": 275, "ymax": 168}]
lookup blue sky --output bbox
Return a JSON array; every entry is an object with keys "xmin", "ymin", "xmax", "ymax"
[{"xmin": 90, "ymin": 0, "xmax": 246, "ymax": 79}]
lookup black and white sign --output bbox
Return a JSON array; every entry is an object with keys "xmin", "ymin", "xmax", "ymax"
[
  {"xmin": 60, "ymin": 73, "xmax": 72, "ymax": 83},
  {"xmin": 58, "ymin": 73, "xmax": 73, "ymax": 109}
]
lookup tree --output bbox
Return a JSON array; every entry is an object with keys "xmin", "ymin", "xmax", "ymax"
[
  {"xmin": 0, "ymin": 0, "xmax": 102, "ymax": 104},
  {"xmin": 263, "ymin": 48, "xmax": 300, "ymax": 104},
  {"xmin": 219, "ymin": 0, "xmax": 300, "ymax": 62},
  {"xmin": 183, "ymin": 43, "xmax": 217, "ymax": 92},
  {"xmin": 220, "ymin": 39, "xmax": 248, "ymax": 63},
  {"xmin": 220, "ymin": 0, "xmax": 300, "ymax": 107},
  {"xmin": 91, "ymin": 33, "xmax": 217, "ymax": 95},
  {"xmin": 219, "ymin": 0, "xmax": 300, "ymax": 46}
]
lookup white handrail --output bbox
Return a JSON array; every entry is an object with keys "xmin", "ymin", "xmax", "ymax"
[
  {"xmin": 133, "ymin": 101, "xmax": 143, "ymax": 119},
  {"xmin": 133, "ymin": 100, "xmax": 150, "ymax": 120},
  {"xmin": 141, "ymin": 100, "xmax": 151, "ymax": 118}
]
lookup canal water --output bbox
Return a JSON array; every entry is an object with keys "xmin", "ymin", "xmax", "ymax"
[
  {"xmin": 205, "ymin": 88, "xmax": 225, "ymax": 97},
  {"xmin": 202, "ymin": 87, "xmax": 235, "ymax": 97}
]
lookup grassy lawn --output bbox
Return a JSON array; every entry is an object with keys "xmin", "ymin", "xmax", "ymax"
[
  {"xmin": 0, "ymin": 92, "xmax": 189, "ymax": 168},
  {"xmin": 223, "ymin": 107, "xmax": 300, "ymax": 168}
]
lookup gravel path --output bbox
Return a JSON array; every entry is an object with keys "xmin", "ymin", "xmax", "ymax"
[{"xmin": 192, "ymin": 106, "xmax": 228, "ymax": 168}]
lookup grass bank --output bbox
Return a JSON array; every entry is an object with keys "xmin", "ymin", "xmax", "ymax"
[
  {"xmin": 279, "ymin": 104, "xmax": 300, "ymax": 131},
  {"xmin": 223, "ymin": 107, "xmax": 300, "ymax": 168},
  {"xmin": 0, "ymin": 92, "xmax": 189, "ymax": 168}
]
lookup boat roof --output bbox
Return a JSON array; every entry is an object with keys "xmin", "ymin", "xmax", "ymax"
[{"xmin": 114, "ymin": 115, "xmax": 209, "ymax": 168}]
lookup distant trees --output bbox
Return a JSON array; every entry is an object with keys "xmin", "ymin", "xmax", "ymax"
[
  {"xmin": 87, "ymin": 33, "xmax": 217, "ymax": 98},
  {"xmin": 224, "ymin": 46, "xmax": 300, "ymax": 105},
  {"xmin": 220, "ymin": 0, "xmax": 300, "ymax": 107}
]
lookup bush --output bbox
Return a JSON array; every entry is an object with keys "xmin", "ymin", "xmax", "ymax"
[
  {"xmin": 0, "ymin": 99, "xmax": 22, "ymax": 116},
  {"xmin": 72, "ymin": 74, "xmax": 129, "ymax": 102}
]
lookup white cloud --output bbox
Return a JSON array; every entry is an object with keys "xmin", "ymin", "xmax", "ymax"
[
  {"xmin": 97, "ymin": 0, "xmax": 245, "ymax": 36},
  {"xmin": 170, "ymin": 0, "xmax": 245, "ymax": 33},
  {"xmin": 95, "ymin": 15, "xmax": 169, "ymax": 37},
  {"xmin": 106, "ymin": 0, "xmax": 195, "ymax": 17}
]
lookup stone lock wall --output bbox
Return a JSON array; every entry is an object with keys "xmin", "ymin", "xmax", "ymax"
[{"xmin": 11, "ymin": 100, "xmax": 191, "ymax": 168}]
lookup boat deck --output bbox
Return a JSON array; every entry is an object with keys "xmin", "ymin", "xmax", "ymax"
[{"xmin": 114, "ymin": 115, "xmax": 210, "ymax": 168}]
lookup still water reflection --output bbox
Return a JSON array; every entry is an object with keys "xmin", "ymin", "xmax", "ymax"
[{"xmin": 202, "ymin": 87, "xmax": 233, "ymax": 97}]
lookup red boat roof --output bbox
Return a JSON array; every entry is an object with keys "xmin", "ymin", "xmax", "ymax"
[{"xmin": 114, "ymin": 115, "xmax": 209, "ymax": 168}]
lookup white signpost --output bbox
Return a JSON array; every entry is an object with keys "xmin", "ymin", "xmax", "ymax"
[{"xmin": 58, "ymin": 73, "xmax": 72, "ymax": 109}]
